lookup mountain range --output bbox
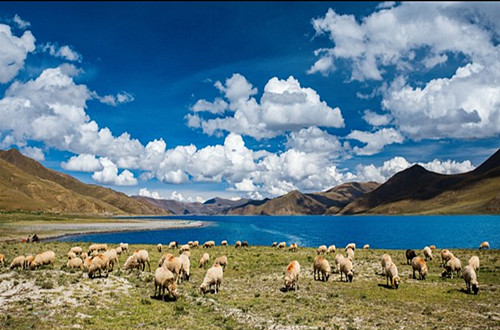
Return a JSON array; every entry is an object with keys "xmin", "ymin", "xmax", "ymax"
[{"xmin": 0, "ymin": 147, "xmax": 499, "ymax": 215}]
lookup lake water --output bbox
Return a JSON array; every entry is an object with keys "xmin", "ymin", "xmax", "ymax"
[{"xmin": 55, "ymin": 215, "xmax": 500, "ymax": 249}]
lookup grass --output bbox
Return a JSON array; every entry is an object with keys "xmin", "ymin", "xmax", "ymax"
[{"xmin": 0, "ymin": 241, "xmax": 498, "ymax": 329}]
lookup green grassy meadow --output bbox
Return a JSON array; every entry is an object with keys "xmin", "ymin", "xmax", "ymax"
[{"xmin": 0, "ymin": 241, "xmax": 498, "ymax": 329}]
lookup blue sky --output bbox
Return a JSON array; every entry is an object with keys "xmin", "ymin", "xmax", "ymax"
[{"xmin": 0, "ymin": 2, "xmax": 499, "ymax": 202}]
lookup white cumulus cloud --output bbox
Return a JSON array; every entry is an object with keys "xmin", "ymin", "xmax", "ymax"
[
  {"xmin": 61, "ymin": 154, "xmax": 103, "ymax": 172},
  {"xmin": 347, "ymin": 128, "xmax": 404, "ymax": 156},
  {"xmin": 20, "ymin": 146, "xmax": 44, "ymax": 161},
  {"xmin": 138, "ymin": 188, "xmax": 161, "ymax": 200},
  {"xmin": 92, "ymin": 158, "xmax": 137, "ymax": 186},
  {"xmin": 13, "ymin": 14, "xmax": 31, "ymax": 29},
  {"xmin": 0, "ymin": 23, "xmax": 35, "ymax": 83},
  {"xmin": 41, "ymin": 43, "xmax": 82, "ymax": 62}
]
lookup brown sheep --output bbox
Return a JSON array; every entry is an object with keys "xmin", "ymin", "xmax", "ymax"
[
  {"xmin": 29, "ymin": 251, "xmax": 56, "ymax": 270},
  {"xmin": 164, "ymin": 255, "xmax": 183, "ymax": 283},
  {"xmin": 313, "ymin": 256, "xmax": 331, "ymax": 282},
  {"xmin": 214, "ymin": 255, "xmax": 228, "ymax": 268},
  {"xmin": 10, "ymin": 256, "xmax": 25, "ymax": 270},
  {"xmin": 133, "ymin": 249, "xmax": 151, "ymax": 272},
  {"xmin": 284, "ymin": 260, "xmax": 301, "ymax": 291},
  {"xmin": 199, "ymin": 253, "xmax": 210, "ymax": 268},
  {"xmin": 411, "ymin": 257, "xmax": 428, "ymax": 280},
  {"xmin": 154, "ymin": 266, "xmax": 178, "ymax": 300}
]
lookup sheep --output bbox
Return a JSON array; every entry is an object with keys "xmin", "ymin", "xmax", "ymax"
[
  {"xmin": 346, "ymin": 247, "xmax": 355, "ymax": 261},
  {"xmin": 133, "ymin": 249, "xmax": 151, "ymax": 272},
  {"xmin": 154, "ymin": 266, "xmax": 178, "ymax": 300},
  {"xmin": 114, "ymin": 246, "xmax": 122, "ymax": 255},
  {"xmin": 103, "ymin": 249, "xmax": 120, "ymax": 271},
  {"xmin": 429, "ymin": 245, "xmax": 436, "ymax": 251},
  {"xmin": 164, "ymin": 255, "xmax": 183, "ymax": 283},
  {"xmin": 123, "ymin": 255, "xmax": 140, "ymax": 272},
  {"xmin": 385, "ymin": 261, "xmax": 400, "ymax": 289},
  {"xmin": 0, "ymin": 254, "xmax": 4, "ymax": 267},
  {"xmin": 83, "ymin": 256, "xmax": 93, "ymax": 271},
  {"xmin": 327, "ymin": 245, "xmax": 336, "ymax": 255},
  {"xmin": 24, "ymin": 255, "xmax": 34, "ymax": 269},
  {"xmin": 88, "ymin": 254, "xmax": 109, "ymax": 278},
  {"xmin": 283, "ymin": 260, "xmax": 300, "ymax": 291},
  {"xmin": 199, "ymin": 253, "xmax": 210, "ymax": 268},
  {"xmin": 345, "ymin": 243, "xmax": 356, "ymax": 251},
  {"xmin": 200, "ymin": 263, "xmax": 223, "ymax": 294},
  {"xmin": 119, "ymin": 243, "xmax": 129, "ymax": 252},
  {"xmin": 29, "ymin": 251, "xmax": 56, "ymax": 270},
  {"xmin": 242, "ymin": 241, "xmax": 249, "ymax": 247},
  {"xmin": 188, "ymin": 241, "xmax": 193, "ymax": 247},
  {"xmin": 203, "ymin": 240, "xmax": 215, "ymax": 248},
  {"xmin": 179, "ymin": 253, "xmax": 191, "ymax": 281},
  {"xmin": 479, "ymin": 241, "xmax": 490, "ymax": 250},
  {"xmin": 463, "ymin": 265, "xmax": 479, "ymax": 294},
  {"xmin": 70, "ymin": 246, "xmax": 83, "ymax": 255},
  {"xmin": 334, "ymin": 253, "xmax": 344, "ymax": 273},
  {"xmin": 289, "ymin": 243, "xmax": 298, "ymax": 252},
  {"xmin": 405, "ymin": 249, "xmax": 417, "ymax": 265},
  {"xmin": 313, "ymin": 256, "xmax": 331, "ymax": 282},
  {"xmin": 235, "ymin": 241, "xmax": 242, "ymax": 248},
  {"xmin": 339, "ymin": 257, "xmax": 354, "ymax": 282},
  {"xmin": 380, "ymin": 254, "xmax": 392, "ymax": 275},
  {"xmin": 158, "ymin": 253, "xmax": 174, "ymax": 267},
  {"xmin": 169, "ymin": 241, "xmax": 178, "ymax": 249},
  {"xmin": 157, "ymin": 244, "xmax": 162, "ymax": 253},
  {"xmin": 411, "ymin": 257, "xmax": 428, "ymax": 280},
  {"xmin": 81, "ymin": 252, "xmax": 88, "ymax": 260},
  {"xmin": 221, "ymin": 240, "xmax": 228, "ymax": 246},
  {"xmin": 278, "ymin": 242, "xmax": 286, "ymax": 249},
  {"xmin": 88, "ymin": 243, "xmax": 107, "ymax": 254},
  {"xmin": 363, "ymin": 244, "xmax": 370, "ymax": 250},
  {"xmin": 468, "ymin": 256, "xmax": 480, "ymax": 272},
  {"xmin": 272, "ymin": 242, "xmax": 277, "ymax": 248},
  {"xmin": 180, "ymin": 244, "xmax": 190, "ymax": 254},
  {"xmin": 316, "ymin": 245, "xmax": 327, "ymax": 255},
  {"xmin": 214, "ymin": 255, "xmax": 228, "ymax": 269},
  {"xmin": 10, "ymin": 256, "xmax": 25, "ymax": 270},
  {"xmin": 91, "ymin": 250, "xmax": 99, "ymax": 257},
  {"xmin": 423, "ymin": 246, "xmax": 433, "ymax": 261},
  {"xmin": 192, "ymin": 241, "xmax": 199, "ymax": 248},
  {"xmin": 68, "ymin": 251, "xmax": 77, "ymax": 259},
  {"xmin": 67, "ymin": 257, "xmax": 83, "ymax": 269},
  {"xmin": 440, "ymin": 249, "xmax": 454, "ymax": 266},
  {"xmin": 442, "ymin": 256, "xmax": 462, "ymax": 279}
]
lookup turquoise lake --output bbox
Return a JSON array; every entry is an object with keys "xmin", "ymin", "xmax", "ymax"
[{"xmin": 56, "ymin": 215, "xmax": 500, "ymax": 249}]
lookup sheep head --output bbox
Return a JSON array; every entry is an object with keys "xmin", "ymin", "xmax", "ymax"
[
  {"xmin": 284, "ymin": 275, "xmax": 293, "ymax": 290},
  {"xmin": 168, "ymin": 282, "xmax": 178, "ymax": 298},
  {"xmin": 200, "ymin": 282, "xmax": 209, "ymax": 294},
  {"xmin": 393, "ymin": 276, "xmax": 400, "ymax": 289}
]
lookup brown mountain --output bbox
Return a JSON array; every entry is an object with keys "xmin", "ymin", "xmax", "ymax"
[
  {"xmin": 340, "ymin": 148, "xmax": 500, "ymax": 215},
  {"xmin": 227, "ymin": 182, "xmax": 380, "ymax": 215},
  {"xmin": 0, "ymin": 148, "xmax": 169, "ymax": 215},
  {"xmin": 133, "ymin": 196, "xmax": 249, "ymax": 215}
]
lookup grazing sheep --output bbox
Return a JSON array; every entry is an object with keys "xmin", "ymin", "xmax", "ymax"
[
  {"xmin": 179, "ymin": 253, "xmax": 191, "ymax": 281},
  {"xmin": 103, "ymin": 249, "xmax": 120, "ymax": 271},
  {"xmin": 221, "ymin": 240, "xmax": 228, "ymax": 246},
  {"xmin": 24, "ymin": 255, "xmax": 34, "ymax": 269},
  {"xmin": 158, "ymin": 253, "xmax": 174, "ymax": 267},
  {"xmin": 214, "ymin": 255, "xmax": 228, "ymax": 268},
  {"xmin": 157, "ymin": 244, "xmax": 162, "ymax": 253},
  {"xmin": 339, "ymin": 257, "xmax": 354, "ymax": 283},
  {"xmin": 316, "ymin": 245, "xmax": 327, "ymax": 255},
  {"xmin": 200, "ymin": 263, "xmax": 223, "ymax": 294},
  {"xmin": 346, "ymin": 247, "xmax": 355, "ymax": 261},
  {"xmin": 88, "ymin": 243, "xmax": 108, "ymax": 254},
  {"xmin": 363, "ymin": 244, "xmax": 370, "ymax": 250},
  {"xmin": 199, "ymin": 253, "xmax": 210, "ymax": 268},
  {"xmin": 283, "ymin": 260, "xmax": 301, "ymax": 291},
  {"xmin": 203, "ymin": 241, "xmax": 215, "ymax": 248},
  {"xmin": 81, "ymin": 252, "xmax": 88, "ymax": 260},
  {"xmin": 68, "ymin": 251, "xmax": 77, "ymax": 259},
  {"xmin": 10, "ymin": 256, "xmax": 25, "ymax": 270},
  {"xmin": 440, "ymin": 249, "xmax": 454, "ymax": 266},
  {"xmin": 123, "ymin": 255, "xmax": 140, "ymax": 272},
  {"xmin": 192, "ymin": 241, "xmax": 199, "ymax": 248},
  {"xmin": 411, "ymin": 257, "xmax": 428, "ymax": 280},
  {"xmin": 67, "ymin": 257, "xmax": 83, "ymax": 269},
  {"xmin": 429, "ymin": 245, "xmax": 436, "ymax": 251},
  {"xmin": 188, "ymin": 241, "xmax": 193, "ymax": 247},
  {"xmin": 289, "ymin": 243, "xmax": 298, "ymax": 252},
  {"xmin": 70, "ymin": 246, "xmax": 83, "ymax": 255},
  {"xmin": 235, "ymin": 241, "xmax": 242, "ymax": 248},
  {"xmin": 169, "ymin": 241, "xmax": 178, "ymax": 249},
  {"xmin": 133, "ymin": 249, "xmax": 151, "ymax": 272},
  {"xmin": 463, "ymin": 265, "xmax": 479, "ymax": 294},
  {"xmin": 468, "ymin": 256, "xmax": 480, "ymax": 272},
  {"xmin": 334, "ymin": 254, "xmax": 344, "ymax": 273},
  {"xmin": 345, "ymin": 243, "xmax": 356, "ymax": 251},
  {"xmin": 385, "ymin": 261, "xmax": 400, "ymax": 289},
  {"xmin": 327, "ymin": 245, "xmax": 336, "ymax": 254},
  {"xmin": 313, "ymin": 256, "xmax": 331, "ymax": 282},
  {"xmin": 278, "ymin": 242, "xmax": 286, "ymax": 249},
  {"xmin": 405, "ymin": 249, "xmax": 417, "ymax": 265},
  {"xmin": 180, "ymin": 244, "xmax": 190, "ymax": 254},
  {"xmin": 114, "ymin": 246, "xmax": 122, "ymax": 255},
  {"xmin": 272, "ymin": 242, "xmax": 277, "ymax": 248},
  {"xmin": 442, "ymin": 256, "xmax": 462, "ymax": 279},
  {"xmin": 164, "ymin": 255, "xmax": 183, "ymax": 283},
  {"xmin": 479, "ymin": 241, "xmax": 490, "ymax": 250},
  {"xmin": 242, "ymin": 241, "xmax": 249, "ymax": 247},
  {"xmin": 88, "ymin": 254, "xmax": 109, "ymax": 278},
  {"xmin": 29, "ymin": 251, "xmax": 56, "ymax": 270},
  {"xmin": 119, "ymin": 243, "xmax": 129, "ymax": 252},
  {"xmin": 380, "ymin": 254, "xmax": 392, "ymax": 275},
  {"xmin": 423, "ymin": 246, "xmax": 433, "ymax": 261},
  {"xmin": 83, "ymin": 256, "xmax": 93, "ymax": 271},
  {"xmin": 154, "ymin": 266, "xmax": 178, "ymax": 300},
  {"xmin": 0, "ymin": 254, "xmax": 4, "ymax": 267}
]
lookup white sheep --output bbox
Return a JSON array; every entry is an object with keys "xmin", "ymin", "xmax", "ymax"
[
  {"xmin": 272, "ymin": 242, "xmax": 277, "ymax": 248},
  {"xmin": 316, "ymin": 245, "xmax": 327, "ymax": 255},
  {"xmin": 289, "ymin": 243, "xmax": 298, "ymax": 252},
  {"xmin": 180, "ymin": 244, "xmax": 190, "ymax": 254},
  {"xmin": 313, "ymin": 256, "xmax": 331, "ymax": 282},
  {"xmin": 119, "ymin": 243, "xmax": 129, "ymax": 252},
  {"xmin": 192, "ymin": 241, "xmax": 199, "ymax": 248},
  {"xmin": 133, "ymin": 249, "xmax": 151, "ymax": 272},
  {"xmin": 440, "ymin": 249, "xmax": 454, "ymax": 266},
  {"xmin": 411, "ymin": 257, "xmax": 428, "ymax": 280},
  {"xmin": 442, "ymin": 256, "xmax": 462, "ymax": 279},
  {"xmin": 339, "ymin": 257, "xmax": 354, "ymax": 282},
  {"xmin": 154, "ymin": 266, "xmax": 178, "ymax": 300},
  {"xmin": 214, "ymin": 255, "xmax": 228, "ymax": 269},
  {"xmin": 346, "ymin": 247, "xmax": 355, "ymax": 261},
  {"xmin": 203, "ymin": 240, "xmax": 215, "ymax": 248},
  {"xmin": 385, "ymin": 261, "xmax": 400, "ymax": 289},
  {"xmin": 103, "ymin": 249, "xmax": 120, "ymax": 271},
  {"xmin": 200, "ymin": 263, "xmax": 223, "ymax": 294},
  {"xmin": 179, "ymin": 253, "xmax": 191, "ymax": 281},
  {"xmin": 468, "ymin": 256, "xmax": 480, "ymax": 272},
  {"xmin": 158, "ymin": 253, "xmax": 174, "ymax": 268},
  {"xmin": 345, "ymin": 243, "xmax": 356, "ymax": 251},
  {"xmin": 10, "ymin": 256, "xmax": 25, "ymax": 270},
  {"xmin": 24, "ymin": 255, "xmax": 34, "ymax": 270},
  {"xmin": 67, "ymin": 257, "xmax": 83, "ymax": 269},
  {"xmin": 479, "ymin": 241, "xmax": 490, "ymax": 250},
  {"xmin": 221, "ymin": 240, "xmax": 228, "ymax": 246},
  {"xmin": 164, "ymin": 255, "xmax": 183, "ymax": 283},
  {"xmin": 123, "ymin": 255, "xmax": 140, "ymax": 272},
  {"xmin": 29, "ymin": 251, "xmax": 56, "ymax": 270},
  {"xmin": 380, "ymin": 254, "xmax": 392, "ymax": 275},
  {"xmin": 169, "ymin": 241, "xmax": 178, "ymax": 249},
  {"xmin": 114, "ymin": 246, "xmax": 122, "ymax": 255},
  {"xmin": 327, "ymin": 245, "xmax": 336, "ymax": 254},
  {"xmin": 88, "ymin": 254, "xmax": 109, "ymax": 278},
  {"xmin": 334, "ymin": 253, "xmax": 344, "ymax": 273},
  {"xmin": 199, "ymin": 253, "xmax": 210, "ymax": 268},
  {"xmin": 68, "ymin": 251, "xmax": 77, "ymax": 259},
  {"xmin": 463, "ymin": 265, "xmax": 479, "ymax": 294},
  {"xmin": 157, "ymin": 243, "xmax": 162, "ymax": 253},
  {"xmin": 363, "ymin": 244, "xmax": 370, "ymax": 250},
  {"xmin": 283, "ymin": 260, "xmax": 300, "ymax": 291},
  {"xmin": 423, "ymin": 246, "xmax": 433, "ymax": 261},
  {"xmin": 235, "ymin": 241, "xmax": 242, "ymax": 248},
  {"xmin": 70, "ymin": 246, "xmax": 83, "ymax": 255},
  {"xmin": 278, "ymin": 242, "xmax": 286, "ymax": 249}
]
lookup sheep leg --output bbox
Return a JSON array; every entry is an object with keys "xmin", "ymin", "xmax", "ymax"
[
  {"xmin": 340, "ymin": 272, "xmax": 343, "ymax": 282},
  {"xmin": 147, "ymin": 260, "xmax": 151, "ymax": 272},
  {"xmin": 412, "ymin": 269, "xmax": 416, "ymax": 279}
]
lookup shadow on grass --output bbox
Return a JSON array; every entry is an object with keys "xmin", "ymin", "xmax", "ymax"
[
  {"xmin": 377, "ymin": 283, "xmax": 396, "ymax": 290},
  {"xmin": 150, "ymin": 294, "xmax": 178, "ymax": 302}
]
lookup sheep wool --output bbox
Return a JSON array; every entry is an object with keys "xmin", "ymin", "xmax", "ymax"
[
  {"xmin": 284, "ymin": 260, "xmax": 301, "ymax": 291},
  {"xmin": 200, "ymin": 263, "xmax": 223, "ymax": 294}
]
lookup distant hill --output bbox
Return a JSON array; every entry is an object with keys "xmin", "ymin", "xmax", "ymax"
[
  {"xmin": 133, "ymin": 196, "xmax": 249, "ymax": 215},
  {"xmin": 340, "ymin": 148, "xmax": 500, "ymax": 215},
  {"xmin": 0, "ymin": 148, "xmax": 169, "ymax": 215}
]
